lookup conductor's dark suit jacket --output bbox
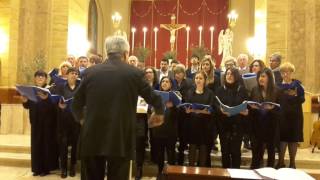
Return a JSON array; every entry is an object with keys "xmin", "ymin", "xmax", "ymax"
[{"xmin": 72, "ymin": 55, "xmax": 164, "ymax": 160}]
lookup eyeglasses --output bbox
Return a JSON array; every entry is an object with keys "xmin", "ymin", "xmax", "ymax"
[
  {"xmin": 253, "ymin": 64, "xmax": 260, "ymax": 67},
  {"xmin": 145, "ymin": 71, "xmax": 153, "ymax": 74},
  {"xmin": 36, "ymin": 75, "xmax": 46, "ymax": 78}
]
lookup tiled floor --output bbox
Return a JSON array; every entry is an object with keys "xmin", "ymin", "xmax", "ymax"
[{"xmin": 0, "ymin": 166, "xmax": 158, "ymax": 180}]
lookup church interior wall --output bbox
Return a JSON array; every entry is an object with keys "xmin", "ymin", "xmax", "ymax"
[
  {"xmin": 229, "ymin": 0, "xmax": 255, "ymax": 61},
  {"xmin": 67, "ymin": 0, "xmax": 89, "ymax": 58},
  {"xmin": 95, "ymin": 0, "xmax": 131, "ymax": 59},
  {"xmin": 0, "ymin": 0, "xmax": 12, "ymax": 86}
]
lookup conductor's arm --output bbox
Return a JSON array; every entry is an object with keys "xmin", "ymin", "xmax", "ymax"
[{"xmin": 138, "ymin": 73, "xmax": 164, "ymax": 127}]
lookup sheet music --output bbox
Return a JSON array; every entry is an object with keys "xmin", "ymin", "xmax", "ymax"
[
  {"xmin": 136, "ymin": 96, "xmax": 148, "ymax": 114},
  {"xmin": 254, "ymin": 167, "xmax": 315, "ymax": 180},
  {"xmin": 227, "ymin": 169, "xmax": 262, "ymax": 179}
]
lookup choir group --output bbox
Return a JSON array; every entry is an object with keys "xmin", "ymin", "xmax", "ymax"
[{"xmin": 19, "ymin": 52, "xmax": 305, "ymax": 179}]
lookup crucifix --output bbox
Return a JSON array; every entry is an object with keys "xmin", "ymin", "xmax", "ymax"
[{"xmin": 160, "ymin": 14, "xmax": 186, "ymax": 51}]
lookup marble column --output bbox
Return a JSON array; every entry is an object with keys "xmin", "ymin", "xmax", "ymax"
[{"xmin": 267, "ymin": 0, "xmax": 320, "ymax": 148}]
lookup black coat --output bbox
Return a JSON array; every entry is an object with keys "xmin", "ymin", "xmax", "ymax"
[
  {"xmin": 53, "ymin": 82, "xmax": 80, "ymax": 143},
  {"xmin": 249, "ymin": 87, "xmax": 281, "ymax": 145},
  {"xmin": 278, "ymin": 80, "xmax": 305, "ymax": 142},
  {"xmin": 215, "ymin": 84, "xmax": 248, "ymax": 138},
  {"xmin": 172, "ymin": 78, "xmax": 193, "ymax": 141},
  {"xmin": 152, "ymin": 106, "xmax": 178, "ymax": 139},
  {"xmin": 185, "ymin": 87, "xmax": 215, "ymax": 145},
  {"xmin": 23, "ymin": 97, "xmax": 59, "ymax": 173},
  {"xmin": 273, "ymin": 70, "xmax": 283, "ymax": 86},
  {"xmin": 172, "ymin": 78, "xmax": 193, "ymax": 102},
  {"xmin": 186, "ymin": 67, "xmax": 197, "ymax": 79},
  {"xmin": 207, "ymin": 74, "xmax": 221, "ymax": 94},
  {"xmin": 71, "ymin": 55, "xmax": 164, "ymax": 159}
]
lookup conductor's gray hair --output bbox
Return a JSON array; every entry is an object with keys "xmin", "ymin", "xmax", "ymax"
[{"xmin": 105, "ymin": 36, "xmax": 130, "ymax": 55}]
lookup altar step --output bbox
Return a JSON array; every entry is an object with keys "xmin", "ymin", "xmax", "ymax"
[
  {"xmin": 0, "ymin": 135, "xmax": 31, "ymax": 167},
  {"xmin": 0, "ymin": 144, "xmax": 30, "ymax": 154},
  {"xmin": 0, "ymin": 152, "xmax": 30, "ymax": 167},
  {"xmin": 0, "ymin": 135, "xmax": 319, "ymax": 171}
]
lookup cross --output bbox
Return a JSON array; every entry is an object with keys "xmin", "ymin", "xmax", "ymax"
[{"xmin": 160, "ymin": 14, "xmax": 186, "ymax": 52}]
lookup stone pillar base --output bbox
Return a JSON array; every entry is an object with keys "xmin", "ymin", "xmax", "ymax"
[{"xmin": 0, "ymin": 104, "xmax": 30, "ymax": 134}]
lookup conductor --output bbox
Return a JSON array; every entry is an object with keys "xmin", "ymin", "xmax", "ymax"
[{"xmin": 72, "ymin": 35, "xmax": 164, "ymax": 180}]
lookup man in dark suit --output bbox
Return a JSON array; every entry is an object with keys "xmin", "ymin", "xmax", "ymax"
[
  {"xmin": 185, "ymin": 55, "xmax": 200, "ymax": 79},
  {"xmin": 269, "ymin": 53, "xmax": 283, "ymax": 86},
  {"xmin": 72, "ymin": 36, "xmax": 164, "ymax": 180},
  {"xmin": 156, "ymin": 58, "xmax": 174, "ymax": 81},
  {"xmin": 237, "ymin": 53, "xmax": 250, "ymax": 75}
]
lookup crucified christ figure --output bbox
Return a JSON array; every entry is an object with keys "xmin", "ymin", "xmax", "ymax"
[{"xmin": 160, "ymin": 14, "xmax": 186, "ymax": 51}]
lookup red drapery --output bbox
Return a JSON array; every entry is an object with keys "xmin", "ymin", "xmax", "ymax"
[{"xmin": 130, "ymin": 0, "xmax": 229, "ymax": 68}]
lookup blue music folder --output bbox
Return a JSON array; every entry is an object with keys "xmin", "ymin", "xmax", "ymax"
[
  {"xmin": 178, "ymin": 103, "xmax": 214, "ymax": 113},
  {"xmin": 16, "ymin": 85, "xmax": 51, "ymax": 102},
  {"xmin": 216, "ymin": 96, "xmax": 248, "ymax": 116},
  {"xmin": 51, "ymin": 74, "xmax": 67, "ymax": 86},
  {"xmin": 242, "ymin": 73, "xmax": 257, "ymax": 91},
  {"xmin": 246, "ymin": 101, "xmax": 280, "ymax": 109},
  {"xmin": 154, "ymin": 90, "xmax": 182, "ymax": 106},
  {"xmin": 48, "ymin": 68, "xmax": 59, "ymax": 77},
  {"xmin": 50, "ymin": 95, "xmax": 73, "ymax": 105},
  {"xmin": 169, "ymin": 91, "xmax": 182, "ymax": 106}
]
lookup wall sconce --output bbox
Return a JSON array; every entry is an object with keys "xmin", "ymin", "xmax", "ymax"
[
  {"xmin": 112, "ymin": 12, "xmax": 122, "ymax": 29},
  {"xmin": 228, "ymin": 10, "xmax": 238, "ymax": 28}
]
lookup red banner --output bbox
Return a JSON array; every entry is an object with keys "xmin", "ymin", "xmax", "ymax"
[{"xmin": 130, "ymin": 0, "xmax": 229, "ymax": 68}]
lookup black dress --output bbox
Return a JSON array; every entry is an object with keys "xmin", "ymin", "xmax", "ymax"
[
  {"xmin": 53, "ymin": 82, "xmax": 81, "ymax": 171},
  {"xmin": 185, "ymin": 87, "xmax": 215, "ymax": 145},
  {"xmin": 278, "ymin": 80, "xmax": 305, "ymax": 142},
  {"xmin": 215, "ymin": 84, "xmax": 248, "ymax": 168},
  {"xmin": 249, "ymin": 86, "xmax": 281, "ymax": 168},
  {"xmin": 172, "ymin": 78, "xmax": 193, "ymax": 165},
  {"xmin": 22, "ymin": 89, "xmax": 59, "ymax": 174},
  {"xmin": 207, "ymin": 74, "xmax": 221, "ymax": 94},
  {"xmin": 152, "ymin": 106, "xmax": 178, "ymax": 171}
]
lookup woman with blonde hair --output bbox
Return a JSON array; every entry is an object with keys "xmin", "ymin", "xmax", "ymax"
[
  {"xmin": 58, "ymin": 61, "xmax": 72, "ymax": 79},
  {"xmin": 200, "ymin": 56, "xmax": 221, "ymax": 93},
  {"xmin": 277, "ymin": 62, "xmax": 305, "ymax": 169},
  {"xmin": 49, "ymin": 61, "xmax": 72, "ymax": 85},
  {"xmin": 200, "ymin": 56, "xmax": 221, "ymax": 165}
]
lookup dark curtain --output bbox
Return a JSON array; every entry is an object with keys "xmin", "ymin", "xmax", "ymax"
[{"xmin": 130, "ymin": 0, "xmax": 229, "ymax": 68}]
